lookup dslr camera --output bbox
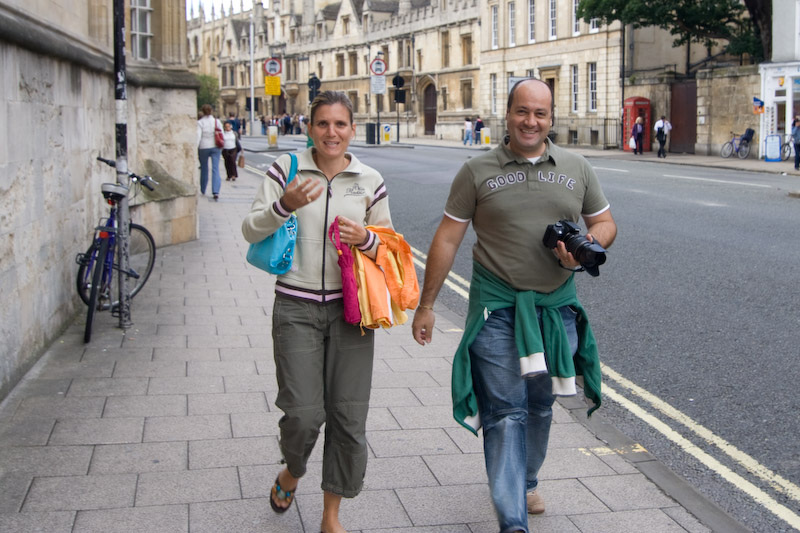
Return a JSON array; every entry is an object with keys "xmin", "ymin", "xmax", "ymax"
[{"xmin": 542, "ymin": 220, "xmax": 607, "ymax": 277}]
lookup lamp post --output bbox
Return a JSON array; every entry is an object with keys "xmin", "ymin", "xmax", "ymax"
[{"xmin": 249, "ymin": 11, "xmax": 255, "ymax": 135}]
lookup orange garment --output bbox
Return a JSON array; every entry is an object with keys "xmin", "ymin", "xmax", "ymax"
[{"xmin": 352, "ymin": 226, "xmax": 420, "ymax": 332}]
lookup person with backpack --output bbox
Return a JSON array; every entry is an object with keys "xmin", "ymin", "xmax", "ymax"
[{"xmin": 654, "ymin": 115, "xmax": 672, "ymax": 158}]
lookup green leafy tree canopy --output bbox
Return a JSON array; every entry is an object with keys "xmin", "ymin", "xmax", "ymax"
[
  {"xmin": 196, "ymin": 74, "xmax": 221, "ymax": 112},
  {"xmin": 577, "ymin": 0, "xmax": 768, "ymax": 61}
]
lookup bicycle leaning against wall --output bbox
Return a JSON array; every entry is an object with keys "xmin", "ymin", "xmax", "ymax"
[
  {"xmin": 75, "ymin": 157, "xmax": 158, "ymax": 343},
  {"xmin": 720, "ymin": 128, "xmax": 755, "ymax": 159}
]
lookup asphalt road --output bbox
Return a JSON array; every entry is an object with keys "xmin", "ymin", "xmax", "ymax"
[{"xmin": 245, "ymin": 139, "xmax": 800, "ymax": 532}]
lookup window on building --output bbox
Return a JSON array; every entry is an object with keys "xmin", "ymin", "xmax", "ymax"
[
  {"xmin": 404, "ymin": 39, "xmax": 413, "ymax": 67},
  {"xmin": 336, "ymin": 54, "xmax": 345, "ymax": 77},
  {"xmin": 526, "ymin": 68, "xmax": 535, "ymax": 77},
  {"xmin": 508, "ymin": 2, "xmax": 516, "ymax": 47},
  {"xmin": 227, "ymin": 40, "xmax": 232, "ymax": 56},
  {"xmin": 348, "ymin": 91, "xmax": 359, "ymax": 113},
  {"xmin": 290, "ymin": 29, "xmax": 296, "ymax": 43},
  {"xmin": 318, "ymin": 61, "xmax": 324, "ymax": 79},
  {"xmin": 528, "ymin": 0, "xmax": 535, "ymax": 43},
  {"xmin": 377, "ymin": 94, "xmax": 384, "ymax": 112},
  {"xmin": 548, "ymin": 0, "xmax": 556, "ymax": 39},
  {"xmin": 572, "ymin": 0, "xmax": 580, "ymax": 35},
  {"xmin": 317, "ymin": 23, "xmax": 323, "ymax": 39},
  {"xmin": 442, "ymin": 87, "xmax": 448, "ymax": 110},
  {"xmin": 491, "ymin": 5, "xmax": 499, "ymax": 49},
  {"xmin": 571, "ymin": 64, "xmax": 578, "ymax": 112},
  {"xmin": 390, "ymin": 89, "xmax": 397, "ymax": 112},
  {"xmin": 130, "ymin": 0, "xmax": 152, "ymax": 60},
  {"xmin": 381, "ymin": 45, "xmax": 390, "ymax": 70},
  {"xmin": 490, "ymin": 73, "xmax": 497, "ymax": 114},
  {"xmin": 417, "ymin": 49, "xmax": 422, "ymax": 70},
  {"xmin": 588, "ymin": 62, "xmax": 597, "ymax": 111},
  {"xmin": 441, "ymin": 31, "xmax": 450, "ymax": 68},
  {"xmin": 342, "ymin": 16, "xmax": 350, "ymax": 34},
  {"xmin": 349, "ymin": 52, "xmax": 358, "ymax": 75},
  {"xmin": 281, "ymin": 21, "xmax": 286, "ymax": 39},
  {"xmin": 363, "ymin": 15, "xmax": 369, "ymax": 29},
  {"xmin": 462, "ymin": 35, "xmax": 472, "ymax": 65},
  {"xmin": 590, "ymin": 17, "xmax": 600, "ymax": 32},
  {"xmin": 461, "ymin": 79, "xmax": 473, "ymax": 109}
]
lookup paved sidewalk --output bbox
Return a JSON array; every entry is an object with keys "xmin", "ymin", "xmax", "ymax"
[{"xmin": 0, "ymin": 160, "xmax": 747, "ymax": 532}]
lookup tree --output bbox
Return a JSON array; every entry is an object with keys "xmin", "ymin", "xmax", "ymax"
[
  {"xmin": 577, "ymin": 0, "xmax": 769, "ymax": 62},
  {"xmin": 196, "ymin": 74, "xmax": 221, "ymax": 111}
]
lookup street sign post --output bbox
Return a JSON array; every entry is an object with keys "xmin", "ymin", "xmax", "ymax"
[
  {"xmin": 370, "ymin": 54, "xmax": 386, "ymax": 144},
  {"xmin": 264, "ymin": 58, "xmax": 282, "ymax": 96}
]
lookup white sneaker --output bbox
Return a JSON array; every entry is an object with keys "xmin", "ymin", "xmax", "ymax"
[{"xmin": 526, "ymin": 489, "xmax": 545, "ymax": 514}]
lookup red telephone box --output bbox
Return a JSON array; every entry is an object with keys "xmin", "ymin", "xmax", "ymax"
[{"xmin": 623, "ymin": 97, "xmax": 651, "ymax": 152}]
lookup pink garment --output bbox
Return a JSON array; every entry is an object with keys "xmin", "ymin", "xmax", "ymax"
[{"xmin": 328, "ymin": 217, "xmax": 362, "ymax": 325}]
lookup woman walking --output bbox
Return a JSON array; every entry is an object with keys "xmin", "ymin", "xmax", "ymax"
[
  {"xmin": 242, "ymin": 91, "xmax": 392, "ymax": 533},
  {"xmin": 196, "ymin": 104, "xmax": 223, "ymax": 200},
  {"xmin": 221, "ymin": 122, "xmax": 240, "ymax": 181}
]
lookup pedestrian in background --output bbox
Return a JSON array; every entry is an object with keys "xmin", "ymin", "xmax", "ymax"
[
  {"xmin": 196, "ymin": 104, "xmax": 223, "ymax": 201},
  {"xmin": 463, "ymin": 116, "xmax": 474, "ymax": 146},
  {"xmin": 631, "ymin": 116, "xmax": 644, "ymax": 155},
  {"xmin": 654, "ymin": 115, "xmax": 672, "ymax": 158},
  {"xmin": 221, "ymin": 122, "xmax": 240, "ymax": 182},
  {"xmin": 791, "ymin": 117, "xmax": 800, "ymax": 170},
  {"xmin": 474, "ymin": 116, "xmax": 484, "ymax": 145},
  {"xmin": 412, "ymin": 78, "xmax": 616, "ymax": 533},
  {"xmin": 226, "ymin": 113, "xmax": 240, "ymax": 137},
  {"xmin": 242, "ymin": 91, "xmax": 392, "ymax": 533}
]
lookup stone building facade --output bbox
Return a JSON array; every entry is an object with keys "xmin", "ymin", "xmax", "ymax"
[
  {"xmin": 187, "ymin": 0, "xmax": 754, "ymax": 151},
  {"xmin": 0, "ymin": 1, "xmax": 198, "ymax": 401}
]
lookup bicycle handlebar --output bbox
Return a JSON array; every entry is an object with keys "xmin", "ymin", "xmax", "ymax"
[{"xmin": 97, "ymin": 156, "xmax": 158, "ymax": 190}]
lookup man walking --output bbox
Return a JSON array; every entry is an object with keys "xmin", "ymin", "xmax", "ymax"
[
  {"xmin": 411, "ymin": 78, "xmax": 616, "ymax": 533},
  {"xmin": 792, "ymin": 117, "xmax": 800, "ymax": 171},
  {"xmin": 654, "ymin": 115, "xmax": 672, "ymax": 158}
]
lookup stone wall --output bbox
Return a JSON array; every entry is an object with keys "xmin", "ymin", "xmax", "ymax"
[
  {"xmin": 696, "ymin": 65, "xmax": 761, "ymax": 155},
  {"xmin": 0, "ymin": 8, "xmax": 198, "ymax": 402}
]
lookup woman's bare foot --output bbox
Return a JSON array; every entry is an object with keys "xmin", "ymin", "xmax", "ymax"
[{"xmin": 320, "ymin": 491, "xmax": 347, "ymax": 532}]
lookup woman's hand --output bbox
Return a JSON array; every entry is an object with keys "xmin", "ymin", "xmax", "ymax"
[
  {"xmin": 336, "ymin": 216, "xmax": 368, "ymax": 246},
  {"xmin": 282, "ymin": 176, "xmax": 325, "ymax": 211}
]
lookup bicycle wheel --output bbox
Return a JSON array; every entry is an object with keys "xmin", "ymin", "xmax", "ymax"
[
  {"xmin": 782, "ymin": 143, "xmax": 793, "ymax": 161},
  {"xmin": 110, "ymin": 223, "xmax": 156, "ymax": 307},
  {"xmin": 85, "ymin": 237, "xmax": 110, "ymax": 343},
  {"xmin": 76, "ymin": 240, "xmax": 100, "ymax": 305},
  {"xmin": 720, "ymin": 142, "xmax": 734, "ymax": 158},
  {"xmin": 738, "ymin": 140, "xmax": 750, "ymax": 159}
]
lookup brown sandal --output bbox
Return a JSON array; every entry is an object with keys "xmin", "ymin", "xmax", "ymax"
[{"xmin": 269, "ymin": 475, "xmax": 295, "ymax": 514}]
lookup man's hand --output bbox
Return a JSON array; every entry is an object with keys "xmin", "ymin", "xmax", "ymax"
[{"xmin": 412, "ymin": 308, "xmax": 435, "ymax": 346}]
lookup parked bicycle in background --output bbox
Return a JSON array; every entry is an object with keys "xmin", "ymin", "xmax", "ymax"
[
  {"xmin": 75, "ymin": 157, "xmax": 157, "ymax": 343},
  {"xmin": 720, "ymin": 128, "xmax": 754, "ymax": 159}
]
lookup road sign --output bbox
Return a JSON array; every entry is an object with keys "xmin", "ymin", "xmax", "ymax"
[
  {"xmin": 265, "ymin": 76, "xmax": 281, "ymax": 96},
  {"xmin": 370, "ymin": 58, "xmax": 387, "ymax": 76},
  {"xmin": 392, "ymin": 74, "xmax": 404, "ymax": 88},
  {"xmin": 264, "ymin": 58, "xmax": 282, "ymax": 76},
  {"xmin": 371, "ymin": 75, "xmax": 386, "ymax": 95},
  {"xmin": 382, "ymin": 124, "xmax": 391, "ymax": 143}
]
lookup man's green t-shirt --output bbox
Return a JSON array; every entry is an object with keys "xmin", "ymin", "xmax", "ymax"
[{"xmin": 445, "ymin": 139, "xmax": 609, "ymax": 293}]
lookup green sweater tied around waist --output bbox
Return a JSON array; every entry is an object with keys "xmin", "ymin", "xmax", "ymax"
[{"xmin": 452, "ymin": 261, "xmax": 602, "ymax": 435}]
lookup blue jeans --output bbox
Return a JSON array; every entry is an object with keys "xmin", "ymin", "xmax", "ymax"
[
  {"xmin": 463, "ymin": 131, "xmax": 473, "ymax": 145},
  {"xmin": 469, "ymin": 306, "xmax": 578, "ymax": 533},
  {"xmin": 198, "ymin": 147, "xmax": 222, "ymax": 195}
]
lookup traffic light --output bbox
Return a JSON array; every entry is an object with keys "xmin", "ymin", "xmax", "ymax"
[
  {"xmin": 392, "ymin": 74, "xmax": 405, "ymax": 103},
  {"xmin": 308, "ymin": 74, "xmax": 321, "ymax": 102}
]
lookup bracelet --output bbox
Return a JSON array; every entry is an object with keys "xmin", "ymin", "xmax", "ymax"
[
  {"xmin": 417, "ymin": 304, "xmax": 434, "ymax": 311},
  {"xmin": 557, "ymin": 260, "xmax": 585, "ymax": 273}
]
